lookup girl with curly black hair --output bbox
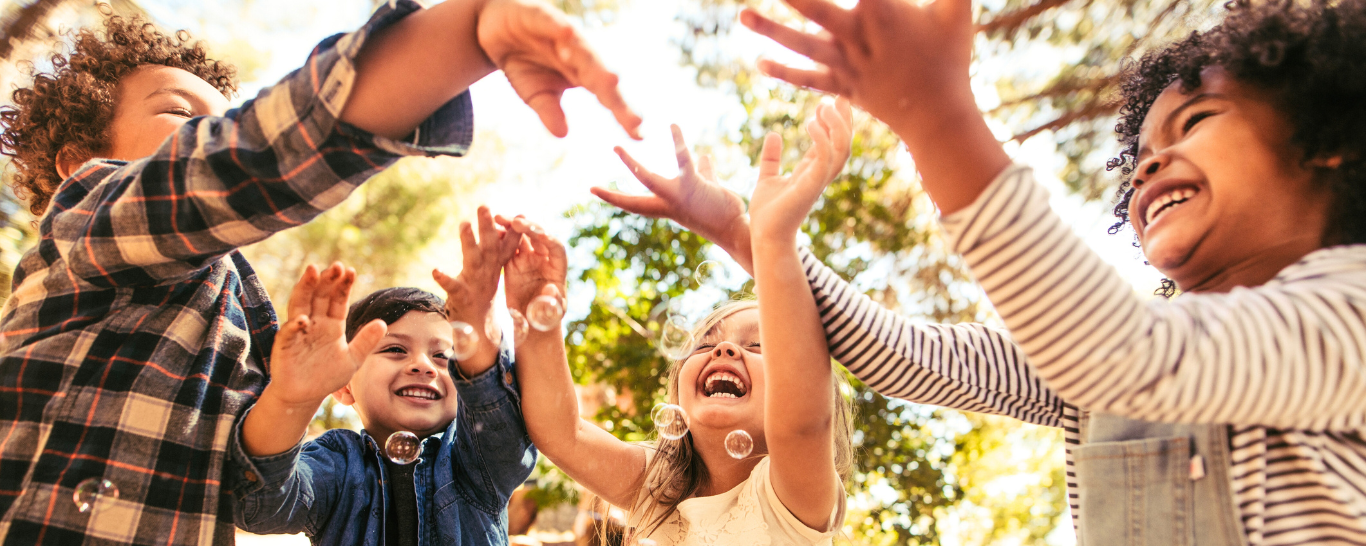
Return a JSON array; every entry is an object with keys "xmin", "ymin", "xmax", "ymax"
[{"xmin": 600, "ymin": 0, "xmax": 1366, "ymax": 544}]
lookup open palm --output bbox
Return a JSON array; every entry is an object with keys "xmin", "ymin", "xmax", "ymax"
[
  {"xmin": 499, "ymin": 217, "xmax": 568, "ymax": 314},
  {"xmin": 749, "ymin": 99, "xmax": 853, "ymax": 242},
  {"xmin": 268, "ymin": 263, "xmax": 386, "ymax": 408}
]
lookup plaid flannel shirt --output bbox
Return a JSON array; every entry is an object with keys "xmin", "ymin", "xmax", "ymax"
[{"xmin": 0, "ymin": 1, "xmax": 474, "ymax": 544}]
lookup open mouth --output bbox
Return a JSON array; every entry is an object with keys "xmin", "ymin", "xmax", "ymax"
[
  {"xmin": 702, "ymin": 370, "xmax": 749, "ymax": 399},
  {"xmin": 395, "ymin": 385, "xmax": 442, "ymax": 401},
  {"xmin": 1144, "ymin": 187, "xmax": 1199, "ymax": 226}
]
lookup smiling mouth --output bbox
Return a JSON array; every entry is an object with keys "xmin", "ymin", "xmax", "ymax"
[
  {"xmin": 1145, "ymin": 187, "xmax": 1199, "ymax": 226},
  {"xmin": 703, "ymin": 371, "xmax": 748, "ymax": 399},
  {"xmin": 396, "ymin": 386, "xmax": 442, "ymax": 401}
]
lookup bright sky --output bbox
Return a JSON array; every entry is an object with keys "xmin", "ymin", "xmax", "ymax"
[{"xmin": 142, "ymin": 0, "xmax": 1164, "ymax": 298}]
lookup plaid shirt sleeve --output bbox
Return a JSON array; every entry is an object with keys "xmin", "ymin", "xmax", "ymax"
[
  {"xmin": 43, "ymin": 0, "xmax": 473, "ymax": 288},
  {"xmin": 0, "ymin": 1, "xmax": 475, "ymax": 545}
]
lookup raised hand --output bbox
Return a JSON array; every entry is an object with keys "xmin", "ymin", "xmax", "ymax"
[
  {"xmin": 592, "ymin": 125, "xmax": 754, "ymax": 273},
  {"xmin": 748, "ymin": 99, "xmax": 853, "ymax": 244},
  {"xmin": 265, "ymin": 263, "xmax": 387, "ymax": 409},
  {"xmin": 497, "ymin": 216, "xmax": 568, "ymax": 320},
  {"xmin": 478, "ymin": 0, "xmax": 642, "ymax": 139},
  {"xmin": 432, "ymin": 206, "xmax": 522, "ymax": 328}
]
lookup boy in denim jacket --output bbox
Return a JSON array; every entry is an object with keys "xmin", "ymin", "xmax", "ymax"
[
  {"xmin": 0, "ymin": 0, "xmax": 638, "ymax": 543},
  {"xmin": 234, "ymin": 207, "xmax": 532, "ymax": 545}
]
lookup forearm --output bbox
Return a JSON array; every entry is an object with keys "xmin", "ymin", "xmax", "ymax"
[
  {"xmin": 885, "ymin": 96, "xmax": 1012, "ymax": 216},
  {"xmin": 241, "ymin": 387, "xmax": 317, "ymax": 457},
  {"xmin": 344, "ymin": 0, "xmax": 494, "ymax": 139}
]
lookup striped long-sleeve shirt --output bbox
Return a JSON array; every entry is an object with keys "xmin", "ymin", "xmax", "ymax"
[
  {"xmin": 802, "ymin": 164, "xmax": 1366, "ymax": 545},
  {"xmin": 0, "ymin": 2, "xmax": 472, "ymax": 544}
]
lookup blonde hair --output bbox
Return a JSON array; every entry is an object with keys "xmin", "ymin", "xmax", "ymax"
[{"xmin": 619, "ymin": 299, "xmax": 855, "ymax": 541}]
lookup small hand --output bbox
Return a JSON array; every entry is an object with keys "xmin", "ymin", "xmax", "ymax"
[
  {"xmin": 497, "ymin": 216, "xmax": 568, "ymax": 318},
  {"xmin": 748, "ymin": 99, "xmax": 853, "ymax": 244},
  {"xmin": 592, "ymin": 125, "xmax": 754, "ymax": 273},
  {"xmin": 432, "ymin": 205, "xmax": 522, "ymax": 330},
  {"xmin": 739, "ymin": 0, "xmax": 974, "ymax": 130},
  {"xmin": 266, "ymin": 263, "xmax": 387, "ymax": 408},
  {"xmin": 478, "ymin": 0, "xmax": 642, "ymax": 139}
]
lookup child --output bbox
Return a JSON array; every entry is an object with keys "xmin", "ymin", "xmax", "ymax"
[
  {"xmin": 602, "ymin": 0, "xmax": 1366, "ymax": 544},
  {"xmin": 0, "ymin": 0, "xmax": 639, "ymax": 543},
  {"xmin": 232, "ymin": 207, "xmax": 534, "ymax": 545},
  {"xmin": 498, "ymin": 102, "xmax": 855, "ymax": 545}
]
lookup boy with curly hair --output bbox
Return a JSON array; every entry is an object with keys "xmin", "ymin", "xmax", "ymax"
[
  {"xmin": 0, "ymin": 1, "xmax": 640, "ymax": 544},
  {"xmin": 600, "ymin": 0, "xmax": 1366, "ymax": 543}
]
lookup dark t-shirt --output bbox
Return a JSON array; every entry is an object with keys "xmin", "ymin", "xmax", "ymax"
[{"xmin": 384, "ymin": 459, "xmax": 419, "ymax": 546}]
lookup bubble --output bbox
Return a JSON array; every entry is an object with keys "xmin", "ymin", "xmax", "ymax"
[
  {"xmin": 449, "ymin": 321, "xmax": 479, "ymax": 361},
  {"xmin": 724, "ymin": 430, "xmax": 754, "ymax": 459},
  {"xmin": 657, "ymin": 315, "xmax": 693, "ymax": 361},
  {"xmin": 73, "ymin": 478, "xmax": 118, "ymax": 513},
  {"xmin": 652, "ymin": 403, "xmax": 689, "ymax": 440},
  {"xmin": 527, "ymin": 295, "xmax": 564, "ymax": 332},
  {"xmin": 508, "ymin": 309, "xmax": 530, "ymax": 345},
  {"xmin": 483, "ymin": 314, "xmax": 499, "ymax": 344},
  {"xmin": 385, "ymin": 431, "xmax": 421, "ymax": 465},
  {"xmin": 693, "ymin": 260, "xmax": 722, "ymax": 288}
]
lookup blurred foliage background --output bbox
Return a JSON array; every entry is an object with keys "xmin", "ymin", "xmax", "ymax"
[{"xmin": 0, "ymin": 0, "xmax": 1219, "ymax": 543}]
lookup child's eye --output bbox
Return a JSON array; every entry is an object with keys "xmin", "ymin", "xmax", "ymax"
[
  {"xmin": 380, "ymin": 346, "xmax": 407, "ymax": 355},
  {"xmin": 693, "ymin": 344, "xmax": 716, "ymax": 353},
  {"xmin": 433, "ymin": 352, "xmax": 450, "ymax": 361},
  {"xmin": 164, "ymin": 108, "xmax": 193, "ymax": 118},
  {"xmin": 1182, "ymin": 111, "xmax": 1214, "ymax": 134},
  {"xmin": 745, "ymin": 343, "xmax": 762, "ymax": 353}
]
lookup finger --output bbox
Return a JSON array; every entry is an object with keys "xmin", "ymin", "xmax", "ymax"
[
  {"xmin": 287, "ymin": 264, "xmax": 320, "ymax": 320},
  {"xmin": 432, "ymin": 268, "xmax": 459, "ymax": 292},
  {"xmin": 671, "ymin": 125, "xmax": 695, "ymax": 173},
  {"xmin": 741, "ymin": 4, "xmax": 853, "ymax": 39},
  {"xmin": 820, "ymin": 102, "xmax": 853, "ymax": 174},
  {"xmin": 312, "ymin": 263, "xmax": 343, "ymax": 321},
  {"xmin": 476, "ymin": 206, "xmax": 498, "ymax": 248},
  {"xmin": 614, "ymin": 147, "xmax": 672, "ymax": 194},
  {"xmin": 758, "ymin": 132, "xmax": 784, "ymax": 179},
  {"xmin": 459, "ymin": 221, "xmax": 477, "ymax": 257},
  {"xmin": 279, "ymin": 314, "xmax": 309, "ymax": 346},
  {"xmin": 554, "ymin": 30, "xmax": 643, "ymax": 139},
  {"xmin": 698, "ymin": 154, "xmax": 717, "ymax": 182},
  {"xmin": 348, "ymin": 319, "xmax": 388, "ymax": 367},
  {"xmin": 498, "ymin": 227, "xmax": 523, "ymax": 261},
  {"xmin": 756, "ymin": 60, "xmax": 842, "ymax": 95},
  {"xmin": 329, "ymin": 267, "xmax": 355, "ymax": 320},
  {"xmin": 526, "ymin": 90, "xmax": 569, "ymax": 138},
  {"xmin": 590, "ymin": 187, "xmax": 673, "ymax": 218},
  {"xmin": 738, "ymin": 10, "xmax": 845, "ymax": 67}
]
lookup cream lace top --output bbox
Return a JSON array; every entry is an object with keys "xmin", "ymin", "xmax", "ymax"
[{"xmin": 631, "ymin": 457, "xmax": 846, "ymax": 546}]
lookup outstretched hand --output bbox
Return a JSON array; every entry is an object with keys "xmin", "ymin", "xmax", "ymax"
[
  {"xmin": 267, "ymin": 263, "xmax": 387, "ymax": 409},
  {"xmin": 748, "ymin": 99, "xmax": 853, "ymax": 243},
  {"xmin": 478, "ymin": 0, "xmax": 642, "ymax": 139},
  {"xmin": 432, "ymin": 206, "xmax": 522, "ymax": 328},
  {"xmin": 497, "ymin": 216, "xmax": 568, "ymax": 319},
  {"xmin": 592, "ymin": 125, "xmax": 754, "ymax": 274}
]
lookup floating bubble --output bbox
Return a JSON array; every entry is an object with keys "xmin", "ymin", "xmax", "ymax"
[
  {"xmin": 73, "ymin": 478, "xmax": 118, "ymax": 513},
  {"xmin": 527, "ymin": 295, "xmax": 564, "ymax": 332},
  {"xmin": 657, "ymin": 316, "xmax": 693, "ymax": 361},
  {"xmin": 693, "ymin": 260, "xmax": 722, "ymax": 288},
  {"xmin": 724, "ymin": 430, "xmax": 754, "ymax": 459},
  {"xmin": 652, "ymin": 403, "xmax": 689, "ymax": 440},
  {"xmin": 385, "ymin": 431, "xmax": 421, "ymax": 465},
  {"xmin": 449, "ymin": 321, "xmax": 479, "ymax": 361},
  {"xmin": 483, "ymin": 314, "xmax": 499, "ymax": 344},
  {"xmin": 508, "ymin": 309, "xmax": 530, "ymax": 345}
]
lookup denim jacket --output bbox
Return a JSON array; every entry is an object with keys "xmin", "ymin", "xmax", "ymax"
[{"xmin": 228, "ymin": 345, "xmax": 536, "ymax": 546}]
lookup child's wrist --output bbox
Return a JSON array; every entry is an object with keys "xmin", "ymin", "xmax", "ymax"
[{"xmin": 258, "ymin": 384, "xmax": 326, "ymax": 417}]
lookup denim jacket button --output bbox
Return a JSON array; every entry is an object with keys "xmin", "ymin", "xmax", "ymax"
[{"xmin": 503, "ymin": 371, "xmax": 513, "ymax": 385}]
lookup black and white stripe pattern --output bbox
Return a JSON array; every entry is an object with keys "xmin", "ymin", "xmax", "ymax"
[{"xmin": 802, "ymin": 165, "xmax": 1366, "ymax": 545}]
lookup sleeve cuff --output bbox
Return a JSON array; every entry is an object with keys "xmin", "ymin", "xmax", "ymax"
[
  {"xmin": 938, "ymin": 163, "xmax": 1035, "ymax": 253},
  {"xmin": 301, "ymin": 0, "xmax": 475, "ymax": 158},
  {"xmin": 452, "ymin": 342, "xmax": 521, "ymax": 410},
  {"xmin": 228, "ymin": 403, "xmax": 306, "ymax": 493}
]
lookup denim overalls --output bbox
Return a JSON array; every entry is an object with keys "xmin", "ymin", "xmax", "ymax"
[{"xmin": 1073, "ymin": 411, "xmax": 1250, "ymax": 546}]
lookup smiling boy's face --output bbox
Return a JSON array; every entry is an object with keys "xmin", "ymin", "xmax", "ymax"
[
  {"xmin": 104, "ymin": 65, "xmax": 230, "ymax": 161},
  {"xmin": 334, "ymin": 311, "xmax": 459, "ymax": 448}
]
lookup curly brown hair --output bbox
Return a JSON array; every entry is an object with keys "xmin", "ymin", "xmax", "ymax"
[
  {"xmin": 0, "ymin": 14, "xmax": 237, "ymax": 216},
  {"xmin": 1107, "ymin": 0, "xmax": 1366, "ymax": 296}
]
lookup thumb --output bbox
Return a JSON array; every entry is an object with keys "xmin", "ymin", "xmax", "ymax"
[
  {"xmin": 527, "ymin": 91, "xmax": 569, "ymax": 138},
  {"xmin": 348, "ymin": 319, "xmax": 388, "ymax": 367}
]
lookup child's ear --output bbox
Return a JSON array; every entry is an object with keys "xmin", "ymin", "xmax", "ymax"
[
  {"xmin": 54, "ymin": 145, "xmax": 89, "ymax": 180},
  {"xmin": 332, "ymin": 385, "xmax": 357, "ymax": 406}
]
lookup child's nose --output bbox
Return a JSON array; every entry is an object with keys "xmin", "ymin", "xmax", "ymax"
[
  {"xmin": 408, "ymin": 356, "xmax": 438, "ymax": 376},
  {"xmin": 712, "ymin": 342, "xmax": 739, "ymax": 358}
]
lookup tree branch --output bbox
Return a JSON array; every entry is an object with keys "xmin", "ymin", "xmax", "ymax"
[
  {"xmin": 0, "ymin": 0, "xmax": 67, "ymax": 62},
  {"xmin": 977, "ymin": 0, "xmax": 1077, "ymax": 35}
]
